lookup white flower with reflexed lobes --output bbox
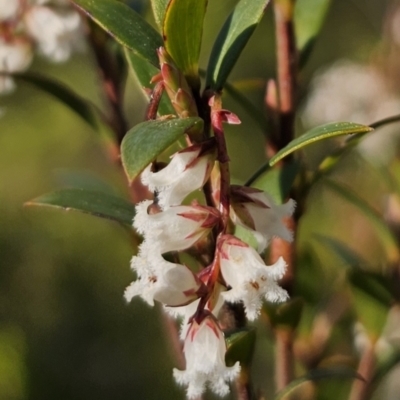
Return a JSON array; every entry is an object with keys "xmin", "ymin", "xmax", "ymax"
[
  {"xmin": 24, "ymin": 4, "xmax": 84, "ymax": 62},
  {"xmin": 219, "ymin": 235, "xmax": 289, "ymax": 320},
  {"xmin": 230, "ymin": 185, "xmax": 295, "ymax": 253},
  {"xmin": 124, "ymin": 251, "xmax": 201, "ymax": 307},
  {"xmin": 0, "ymin": 38, "xmax": 33, "ymax": 94},
  {"xmin": 173, "ymin": 316, "xmax": 240, "ymax": 399},
  {"xmin": 141, "ymin": 142, "xmax": 216, "ymax": 210},
  {"xmin": 133, "ymin": 200, "xmax": 220, "ymax": 254}
]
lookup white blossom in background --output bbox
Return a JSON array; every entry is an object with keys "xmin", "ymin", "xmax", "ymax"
[
  {"xmin": 219, "ymin": 235, "xmax": 289, "ymax": 320},
  {"xmin": 133, "ymin": 200, "xmax": 220, "ymax": 254},
  {"xmin": 142, "ymin": 144, "xmax": 217, "ymax": 209},
  {"xmin": 230, "ymin": 185, "xmax": 295, "ymax": 252},
  {"xmin": 302, "ymin": 60, "xmax": 400, "ymax": 127},
  {"xmin": 0, "ymin": 0, "xmax": 85, "ymax": 94},
  {"xmin": 173, "ymin": 316, "xmax": 240, "ymax": 399}
]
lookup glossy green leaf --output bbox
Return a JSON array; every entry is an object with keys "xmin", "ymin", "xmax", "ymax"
[
  {"xmin": 121, "ymin": 117, "xmax": 204, "ymax": 181},
  {"xmin": 269, "ymin": 122, "xmax": 373, "ymax": 167},
  {"xmin": 25, "ymin": 189, "xmax": 135, "ymax": 225},
  {"xmin": 72, "ymin": 0, "xmax": 163, "ymax": 67},
  {"xmin": 349, "ymin": 270, "xmax": 393, "ymax": 337},
  {"xmin": 295, "ymin": 0, "xmax": 332, "ymax": 66},
  {"xmin": 251, "ymin": 161, "xmax": 299, "ymax": 204},
  {"xmin": 125, "ymin": 50, "xmax": 175, "ymax": 116},
  {"xmin": 225, "ymin": 328, "xmax": 256, "ymax": 367},
  {"xmin": 206, "ymin": 0, "xmax": 270, "ymax": 90},
  {"xmin": 263, "ymin": 297, "xmax": 304, "ymax": 330},
  {"xmin": 274, "ymin": 367, "xmax": 363, "ymax": 400},
  {"xmin": 163, "ymin": 0, "xmax": 207, "ymax": 85},
  {"xmin": 323, "ymin": 178, "xmax": 400, "ymax": 264},
  {"xmin": 151, "ymin": 0, "xmax": 170, "ymax": 30},
  {"xmin": 16, "ymin": 73, "xmax": 112, "ymax": 138}
]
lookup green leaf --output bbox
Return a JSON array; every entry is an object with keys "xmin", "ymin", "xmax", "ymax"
[
  {"xmin": 323, "ymin": 178, "xmax": 400, "ymax": 264},
  {"xmin": 251, "ymin": 161, "xmax": 299, "ymax": 204},
  {"xmin": 163, "ymin": 0, "xmax": 207, "ymax": 85},
  {"xmin": 225, "ymin": 328, "xmax": 256, "ymax": 367},
  {"xmin": 206, "ymin": 0, "xmax": 270, "ymax": 90},
  {"xmin": 16, "ymin": 73, "xmax": 112, "ymax": 138},
  {"xmin": 72, "ymin": 0, "xmax": 163, "ymax": 67},
  {"xmin": 295, "ymin": 0, "xmax": 332, "ymax": 66},
  {"xmin": 125, "ymin": 50, "xmax": 175, "ymax": 116},
  {"xmin": 269, "ymin": 122, "xmax": 373, "ymax": 167},
  {"xmin": 150, "ymin": 0, "xmax": 170, "ymax": 30},
  {"xmin": 313, "ymin": 235, "xmax": 369, "ymax": 268},
  {"xmin": 263, "ymin": 297, "xmax": 304, "ymax": 330},
  {"xmin": 25, "ymin": 189, "xmax": 135, "ymax": 225},
  {"xmin": 349, "ymin": 270, "xmax": 393, "ymax": 337},
  {"xmin": 121, "ymin": 117, "xmax": 204, "ymax": 181},
  {"xmin": 274, "ymin": 367, "xmax": 363, "ymax": 400}
]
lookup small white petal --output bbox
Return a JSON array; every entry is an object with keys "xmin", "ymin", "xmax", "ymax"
[
  {"xmin": 219, "ymin": 235, "xmax": 289, "ymax": 320},
  {"xmin": 0, "ymin": 0, "xmax": 20, "ymax": 21},
  {"xmin": 0, "ymin": 39, "xmax": 33, "ymax": 74}
]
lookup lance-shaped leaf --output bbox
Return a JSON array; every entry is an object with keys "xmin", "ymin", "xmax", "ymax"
[
  {"xmin": 16, "ymin": 73, "xmax": 112, "ymax": 138},
  {"xmin": 269, "ymin": 122, "xmax": 372, "ymax": 166},
  {"xmin": 72, "ymin": 0, "xmax": 163, "ymax": 67},
  {"xmin": 349, "ymin": 270, "xmax": 394, "ymax": 337},
  {"xmin": 206, "ymin": 0, "xmax": 270, "ymax": 90},
  {"xmin": 274, "ymin": 367, "xmax": 363, "ymax": 400},
  {"xmin": 323, "ymin": 178, "xmax": 400, "ymax": 264},
  {"xmin": 163, "ymin": 0, "xmax": 207, "ymax": 86},
  {"xmin": 125, "ymin": 50, "xmax": 175, "ymax": 116},
  {"xmin": 250, "ymin": 161, "xmax": 299, "ymax": 204},
  {"xmin": 225, "ymin": 328, "xmax": 256, "ymax": 367},
  {"xmin": 151, "ymin": 0, "xmax": 170, "ymax": 30},
  {"xmin": 295, "ymin": 0, "xmax": 332, "ymax": 67},
  {"xmin": 25, "ymin": 189, "xmax": 135, "ymax": 225},
  {"xmin": 121, "ymin": 117, "xmax": 204, "ymax": 181}
]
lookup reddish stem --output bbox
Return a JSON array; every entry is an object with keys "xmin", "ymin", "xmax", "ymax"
[{"xmin": 145, "ymin": 81, "xmax": 165, "ymax": 121}]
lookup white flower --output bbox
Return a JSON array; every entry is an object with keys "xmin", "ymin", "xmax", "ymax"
[
  {"xmin": 219, "ymin": 235, "xmax": 289, "ymax": 320},
  {"xmin": 24, "ymin": 5, "xmax": 84, "ymax": 62},
  {"xmin": 230, "ymin": 185, "xmax": 295, "ymax": 252},
  {"xmin": 0, "ymin": 38, "xmax": 33, "ymax": 94},
  {"xmin": 173, "ymin": 316, "xmax": 240, "ymax": 399},
  {"xmin": 142, "ymin": 143, "xmax": 216, "ymax": 210},
  {"xmin": 124, "ymin": 252, "xmax": 201, "ymax": 307},
  {"xmin": 0, "ymin": 0, "xmax": 20, "ymax": 21},
  {"xmin": 133, "ymin": 200, "xmax": 220, "ymax": 254}
]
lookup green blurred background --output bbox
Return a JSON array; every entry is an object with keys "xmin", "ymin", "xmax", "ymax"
[{"xmin": 1, "ymin": 0, "xmax": 399, "ymax": 399}]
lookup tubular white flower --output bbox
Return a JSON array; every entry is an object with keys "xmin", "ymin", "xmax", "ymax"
[
  {"xmin": 133, "ymin": 200, "xmax": 220, "ymax": 254},
  {"xmin": 0, "ymin": 38, "xmax": 33, "ymax": 95},
  {"xmin": 124, "ymin": 252, "xmax": 201, "ymax": 307},
  {"xmin": 219, "ymin": 235, "xmax": 289, "ymax": 320},
  {"xmin": 0, "ymin": 0, "xmax": 20, "ymax": 21},
  {"xmin": 173, "ymin": 316, "xmax": 240, "ymax": 399},
  {"xmin": 231, "ymin": 185, "xmax": 295, "ymax": 252},
  {"xmin": 141, "ymin": 144, "xmax": 216, "ymax": 210},
  {"xmin": 24, "ymin": 5, "xmax": 83, "ymax": 62}
]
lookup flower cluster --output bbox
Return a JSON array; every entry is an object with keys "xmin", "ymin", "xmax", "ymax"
[
  {"xmin": 0, "ymin": 0, "xmax": 84, "ymax": 94},
  {"xmin": 125, "ymin": 125, "xmax": 295, "ymax": 398}
]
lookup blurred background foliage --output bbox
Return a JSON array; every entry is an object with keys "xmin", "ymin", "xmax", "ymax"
[{"xmin": 1, "ymin": 0, "xmax": 400, "ymax": 399}]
